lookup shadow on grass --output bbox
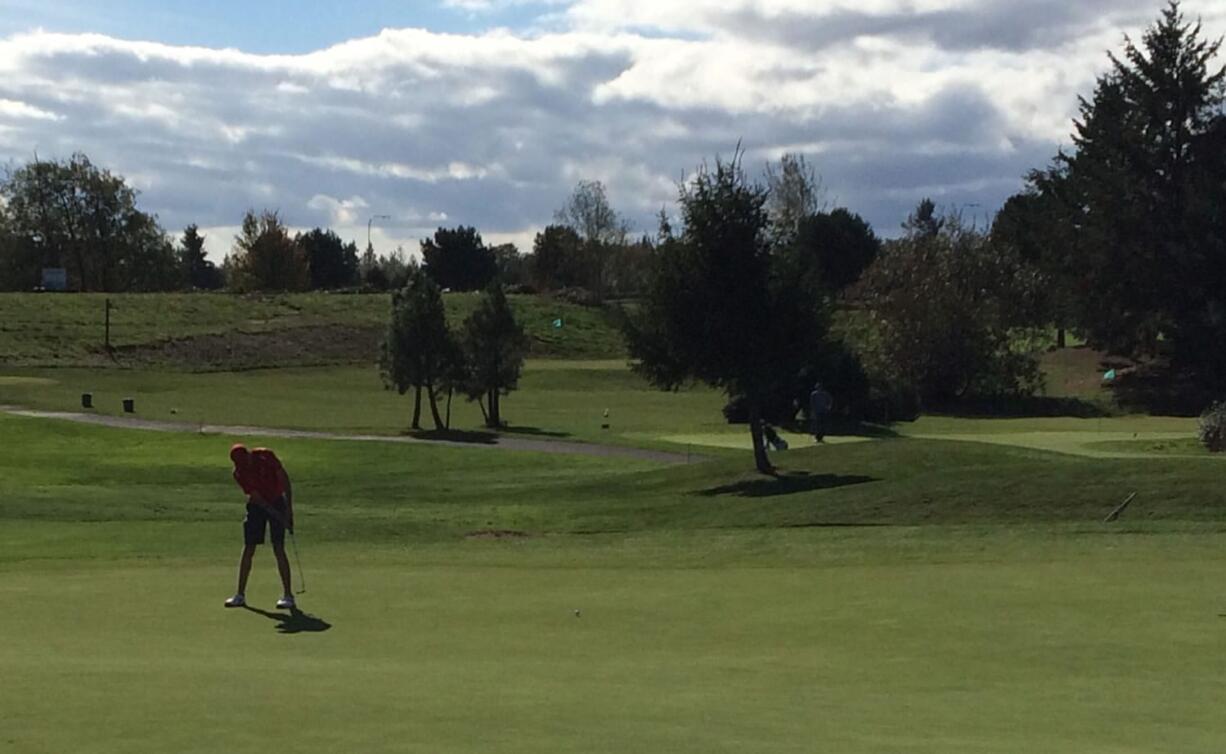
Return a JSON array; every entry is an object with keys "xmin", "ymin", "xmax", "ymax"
[
  {"xmin": 242, "ymin": 605, "xmax": 332, "ymax": 634},
  {"xmin": 929, "ymin": 395, "xmax": 1111, "ymax": 419},
  {"xmin": 838, "ymin": 421, "xmax": 902, "ymax": 439},
  {"xmin": 697, "ymin": 471, "xmax": 877, "ymax": 498},
  {"xmin": 399, "ymin": 428, "xmax": 498, "ymax": 445},
  {"xmin": 500, "ymin": 425, "xmax": 572, "ymax": 439}
]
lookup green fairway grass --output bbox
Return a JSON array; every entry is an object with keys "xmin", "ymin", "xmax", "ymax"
[
  {"xmin": 4, "ymin": 535, "xmax": 1226, "ymax": 754},
  {"xmin": 3, "ymin": 413, "xmax": 1226, "ymax": 753},
  {"xmin": 0, "ymin": 361, "xmax": 735, "ymax": 451},
  {"xmin": 0, "ymin": 360, "xmax": 1205, "ymax": 460}
]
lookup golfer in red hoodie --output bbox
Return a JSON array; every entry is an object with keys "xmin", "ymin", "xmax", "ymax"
[{"xmin": 224, "ymin": 443, "xmax": 295, "ymax": 610}]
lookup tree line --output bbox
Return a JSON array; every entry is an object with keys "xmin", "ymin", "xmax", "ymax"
[{"xmin": 0, "ymin": 161, "xmax": 662, "ymax": 298}]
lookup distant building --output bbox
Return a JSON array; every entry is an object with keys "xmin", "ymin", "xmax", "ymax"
[{"xmin": 41, "ymin": 268, "xmax": 68, "ymax": 291}]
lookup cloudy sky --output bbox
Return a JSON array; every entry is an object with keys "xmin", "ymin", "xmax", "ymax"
[{"xmin": 1, "ymin": 0, "xmax": 1222, "ymax": 260}]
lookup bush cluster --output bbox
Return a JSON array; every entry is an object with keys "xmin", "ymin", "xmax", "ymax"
[{"xmin": 1198, "ymin": 401, "xmax": 1226, "ymax": 453}]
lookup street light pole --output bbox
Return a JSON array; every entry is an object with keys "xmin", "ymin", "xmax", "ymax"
[{"xmin": 367, "ymin": 214, "xmax": 391, "ymax": 251}]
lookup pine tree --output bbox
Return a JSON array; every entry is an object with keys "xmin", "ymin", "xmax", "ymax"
[
  {"xmin": 379, "ymin": 266, "xmax": 458, "ymax": 430},
  {"xmin": 460, "ymin": 281, "xmax": 528, "ymax": 428}
]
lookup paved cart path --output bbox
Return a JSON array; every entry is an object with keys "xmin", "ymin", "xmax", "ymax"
[{"xmin": 0, "ymin": 407, "xmax": 700, "ymax": 465}]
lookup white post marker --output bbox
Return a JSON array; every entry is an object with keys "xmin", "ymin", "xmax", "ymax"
[{"xmin": 1104, "ymin": 492, "xmax": 1137, "ymax": 523}]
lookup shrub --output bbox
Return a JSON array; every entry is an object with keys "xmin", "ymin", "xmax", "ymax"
[{"xmin": 1198, "ymin": 401, "xmax": 1226, "ymax": 452}]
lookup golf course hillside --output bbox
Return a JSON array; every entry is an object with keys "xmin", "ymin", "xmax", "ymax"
[{"xmin": 0, "ymin": 291, "xmax": 626, "ymax": 369}]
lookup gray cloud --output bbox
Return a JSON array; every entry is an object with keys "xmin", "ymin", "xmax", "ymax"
[
  {"xmin": 717, "ymin": 0, "xmax": 1159, "ymax": 54},
  {"xmin": 5, "ymin": 5, "xmax": 1213, "ymax": 258}
]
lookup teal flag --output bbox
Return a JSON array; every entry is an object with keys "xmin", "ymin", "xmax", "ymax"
[{"xmin": 553, "ymin": 318, "xmax": 563, "ymax": 329}]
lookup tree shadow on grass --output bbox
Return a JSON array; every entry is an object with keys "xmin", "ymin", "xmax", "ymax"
[
  {"xmin": 500, "ymin": 425, "xmax": 572, "ymax": 439},
  {"xmin": 242, "ymin": 605, "xmax": 332, "ymax": 634},
  {"xmin": 928, "ymin": 395, "xmax": 1111, "ymax": 419},
  {"xmin": 840, "ymin": 421, "xmax": 902, "ymax": 439},
  {"xmin": 697, "ymin": 471, "xmax": 877, "ymax": 498},
  {"xmin": 399, "ymin": 428, "xmax": 498, "ymax": 445}
]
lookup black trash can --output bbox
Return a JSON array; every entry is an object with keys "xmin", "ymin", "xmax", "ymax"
[
  {"xmin": 81, "ymin": 393, "xmax": 93, "ymax": 409},
  {"xmin": 122, "ymin": 398, "xmax": 135, "ymax": 413}
]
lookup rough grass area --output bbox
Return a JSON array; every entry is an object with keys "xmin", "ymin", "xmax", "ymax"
[{"xmin": 0, "ymin": 292, "xmax": 626, "ymax": 368}]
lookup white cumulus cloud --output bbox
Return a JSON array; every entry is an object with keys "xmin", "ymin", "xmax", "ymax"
[{"xmin": 0, "ymin": 0, "xmax": 1221, "ymax": 260}]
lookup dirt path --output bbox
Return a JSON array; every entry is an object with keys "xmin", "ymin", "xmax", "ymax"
[{"xmin": 0, "ymin": 407, "xmax": 699, "ymax": 465}]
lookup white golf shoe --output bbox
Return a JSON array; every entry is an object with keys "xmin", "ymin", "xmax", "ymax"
[
  {"xmin": 224, "ymin": 594, "xmax": 246, "ymax": 608},
  {"xmin": 275, "ymin": 595, "xmax": 296, "ymax": 610}
]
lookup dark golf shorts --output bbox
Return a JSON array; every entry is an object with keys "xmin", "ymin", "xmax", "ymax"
[{"xmin": 243, "ymin": 499, "xmax": 287, "ymax": 547}]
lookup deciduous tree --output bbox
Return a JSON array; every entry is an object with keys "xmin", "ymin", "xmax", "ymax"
[
  {"xmin": 227, "ymin": 210, "xmax": 310, "ymax": 292},
  {"xmin": 856, "ymin": 206, "xmax": 1043, "ymax": 407},
  {"xmin": 0, "ymin": 153, "xmax": 177, "ymax": 291}
]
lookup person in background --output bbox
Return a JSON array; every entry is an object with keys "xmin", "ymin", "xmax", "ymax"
[{"xmin": 809, "ymin": 382, "xmax": 833, "ymax": 443}]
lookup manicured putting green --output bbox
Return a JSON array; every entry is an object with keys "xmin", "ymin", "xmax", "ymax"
[{"xmin": 3, "ymin": 536, "xmax": 1225, "ymax": 754}]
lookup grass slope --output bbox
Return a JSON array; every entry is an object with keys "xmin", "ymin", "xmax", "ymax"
[
  {"xmin": 2, "ymin": 413, "xmax": 1222, "ymax": 557},
  {"xmin": 0, "ymin": 291, "xmax": 625, "ymax": 367}
]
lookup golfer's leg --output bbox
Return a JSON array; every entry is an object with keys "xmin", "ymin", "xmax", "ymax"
[
  {"xmin": 272, "ymin": 543, "xmax": 292, "ymax": 596},
  {"xmin": 236, "ymin": 544, "xmax": 257, "ymax": 594}
]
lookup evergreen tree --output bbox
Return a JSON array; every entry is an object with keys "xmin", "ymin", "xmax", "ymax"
[
  {"xmin": 379, "ymin": 265, "xmax": 457, "ymax": 430},
  {"xmin": 460, "ymin": 280, "xmax": 529, "ymax": 427},
  {"xmin": 1035, "ymin": 2, "xmax": 1226, "ymax": 379},
  {"xmin": 297, "ymin": 228, "xmax": 359, "ymax": 289},
  {"xmin": 530, "ymin": 224, "xmax": 586, "ymax": 290},
  {"xmin": 624, "ymin": 153, "xmax": 831, "ymax": 474},
  {"xmin": 420, "ymin": 226, "xmax": 495, "ymax": 292},
  {"xmin": 179, "ymin": 224, "xmax": 223, "ymax": 290},
  {"xmin": 788, "ymin": 208, "xmax": 880, "ymax": 293}
]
